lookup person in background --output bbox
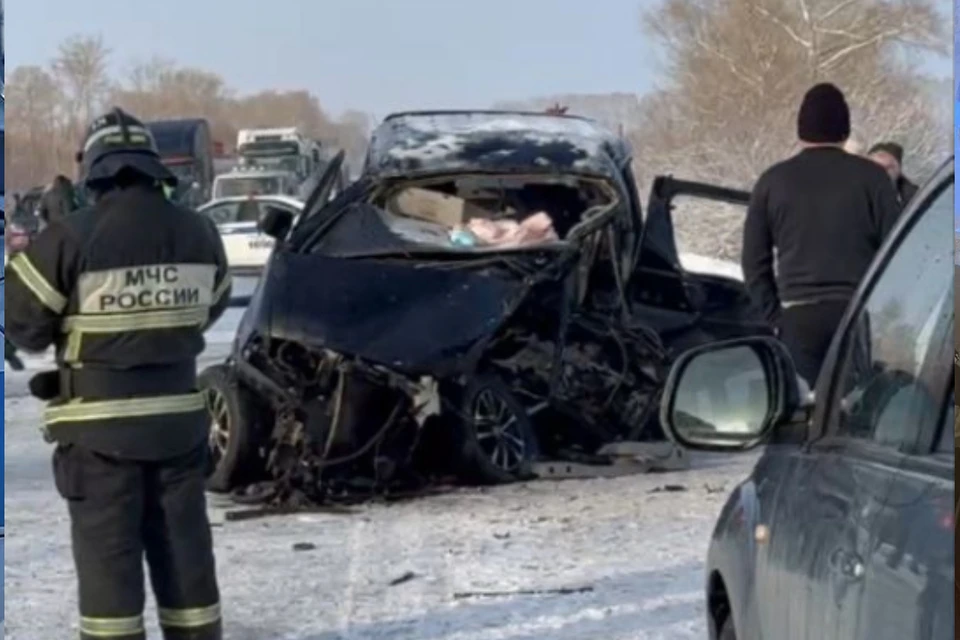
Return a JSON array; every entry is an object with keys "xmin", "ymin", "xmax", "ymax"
[
  {"xmin": 742, "ymin": 83, "xmax": 901, "ymax": 387},
  {"xmin": 868, "ymin": 141, "xmax": 919, "ymax": 208},
  {"xmin": 37, "ymin": 174, "xmax": 78, "ymax": 226}
]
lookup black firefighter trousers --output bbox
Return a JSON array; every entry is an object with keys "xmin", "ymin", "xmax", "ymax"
[{"xmin": 52, "ymin": 442, "xmax": 222, "ymax": 640}]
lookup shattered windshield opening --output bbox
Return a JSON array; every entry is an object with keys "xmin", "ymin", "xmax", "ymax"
[{"xmin": 300, "ymin": 174, "xmax": 618, "ymax": 257}]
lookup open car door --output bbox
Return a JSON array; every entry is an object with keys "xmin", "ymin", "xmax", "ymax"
[
  {"xmin": 292, "ymin": 149, "xmax": 347, "ymax": 233},
  {"xmin": 627, "ymin": 176, "xmax": 766, "ymax": 344},
  {"xmin": 638, "ymin": 176, "xmax": 750, "ymax": 278}
]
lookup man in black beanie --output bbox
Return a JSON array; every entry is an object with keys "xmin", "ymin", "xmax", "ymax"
[
  {"xmin": 868, "ymin": 141, "xmax": 919, "ymax": 208},
  {"xmin": 741, "ymin": 82, "xmax": 901, "ymax": 387}
]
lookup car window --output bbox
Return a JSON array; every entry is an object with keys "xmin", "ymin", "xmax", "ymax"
[
  {"xmin": 831, "ymin": 177, "xmax": 953, "ymax": 452},
  {"xmin": 202, "ymin": 203, "xmax": 241, "ymax": 225},
  {"xmin": 203, "ymin": 201, "xmax": 281, "ymax": 226}
]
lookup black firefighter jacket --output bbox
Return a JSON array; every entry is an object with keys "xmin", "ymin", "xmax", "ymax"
[{"xmin": 5, "ymin": 184, "xmax": 232, "ymax": 460}]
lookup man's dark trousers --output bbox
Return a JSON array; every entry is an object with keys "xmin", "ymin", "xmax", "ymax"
[
  {"xmin": 778, "ymin": 300, "xmax": 850, "ymax": 387},
  {"xmin": 53, "ymin": 442, "xmax": 222, "ymax": 640}
]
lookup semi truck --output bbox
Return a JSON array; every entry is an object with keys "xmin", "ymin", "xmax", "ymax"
[
  {"xmin": 145, "ymin": 118, "xmax": 215, "ymax": 207},
  {"xmin": 235, "ymin": 127, "xmax": 322, "ymax": 184}
]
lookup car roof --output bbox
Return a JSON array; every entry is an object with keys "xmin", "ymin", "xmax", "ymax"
[
  {"xmin": 199, "ymin": 195, "xmax": 304, "ymax": 210},
  {"xmin": 216, "ymin": 170, "xmax": 292, "ymax": 179},
  {"xmin": 364, "ymin": 110, "xmax": 632, "ymax": 180}
]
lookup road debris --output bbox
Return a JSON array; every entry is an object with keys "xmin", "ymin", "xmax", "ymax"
[
  {"xmin": 388, "ymin": 571, "xmax": 419, "ymax": 587},
  {"xmin": 453, "ymin": 585, "xmax": 594, "ymax": 600}
]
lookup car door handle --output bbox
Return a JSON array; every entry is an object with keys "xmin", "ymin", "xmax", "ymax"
[{"xmin": 829, "ymin": 548, "xmax": 865, "ymax": 581}]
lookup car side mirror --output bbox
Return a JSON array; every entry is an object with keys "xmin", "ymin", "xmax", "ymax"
[
  {"xmin": 659, "ymin": 336, "xmax": 803, "ymax": 451},
  {"xmin": 259, "ymin": 207, "xmax": 294, "ymax": 241}
]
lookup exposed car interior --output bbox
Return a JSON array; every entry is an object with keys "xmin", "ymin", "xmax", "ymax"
[{"xmin": 370, "ymin": 174, "xmax": 619, "ymax": 249}]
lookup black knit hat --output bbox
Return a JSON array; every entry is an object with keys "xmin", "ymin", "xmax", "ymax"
[
  {"xmin": 867, "ymin": 142, "xmax": 904, "ymax": 164},
  {"xmin": 796, "ymin": 83, "xmax": 850, "ymax": 144}
]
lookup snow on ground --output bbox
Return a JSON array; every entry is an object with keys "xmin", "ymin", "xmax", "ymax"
[
  {"xmin": 4, "ymin": 277, "xmax": 759, "ymax": 640},
  {"xmin": 678, "ymin": 253, "xmax": 742, "ymax": 281}
]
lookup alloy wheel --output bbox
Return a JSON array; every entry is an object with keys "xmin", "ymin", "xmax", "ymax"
[
  {"xmin": 206, "ymin": 386, "xmax": 230, "ymax": 463},
  {"xmin": 471, "ymin": 388, "xmax": 528, "ymax": 472}
]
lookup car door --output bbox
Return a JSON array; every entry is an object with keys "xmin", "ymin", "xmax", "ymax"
[
  {"xmin": 291, "ymin": 149, "xmax": 346, "ymax": 234},
  {"xmin": 757, "ymin": 164, "xmax": 954, "ymax": 640},
  {"xmin": 861, "ymin": 393, "xmax": 954, "ymax": 640},
  {"xmin": 630, "ymin": 177, "xmax": 764, "ymax": 350},
  {"xmin": 845, "ymin": 175, "xmax": 954, "ymax": 640}
]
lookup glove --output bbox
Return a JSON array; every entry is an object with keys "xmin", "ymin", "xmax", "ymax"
[
  {"xmin": 5, "ymin": 337, "xmax": 24, "ymax": 371},
  {"xmin": 28, "ymin": 371, "xmax": 61, "ymax": 400}
]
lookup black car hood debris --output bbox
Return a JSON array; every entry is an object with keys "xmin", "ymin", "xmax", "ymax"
[{"xmin": 252, "ymin": 251, "xmax": 527, "ymax": 375}]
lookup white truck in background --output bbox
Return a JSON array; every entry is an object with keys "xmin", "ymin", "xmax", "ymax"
[
  {"xmin": 236, "ymin": 127, "xmax": 322, "ymax": 184},
  {"xmin": 211, "ymin": 127, "xmax": 325, "ymax": 199},
  {"xmin": 211, "ymin": 127, "xmax": 348, "ymax": 201}
]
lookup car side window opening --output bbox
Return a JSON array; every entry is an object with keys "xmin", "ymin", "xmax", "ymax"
[
  {"xmin": 831, "ymin": 178, "xmax": 953, "ymax": 452},
  {"xmin": 203, "ymin": 203, "xmax": 240, "ymax": 225}
]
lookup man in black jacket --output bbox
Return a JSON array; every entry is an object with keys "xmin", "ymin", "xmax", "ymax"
[
  {"xmin": 742, "ymin": 83, "xmax": 901, "ymax": 386},
  {"xmin": 37, "ymin": 174, "xmax": 78, "ymax": 226},
  {"xmin": 868, "ymin": 141, "xmax": 919, "ymax": 208},
  {"xmin": 5, "ymin": 108, "xmax": 231, "ymax": 640}
]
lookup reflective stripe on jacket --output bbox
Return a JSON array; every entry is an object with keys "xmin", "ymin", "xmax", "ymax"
[{"xmin": 4, "ymin": 184, "xmax": 232, "ymax": 459}]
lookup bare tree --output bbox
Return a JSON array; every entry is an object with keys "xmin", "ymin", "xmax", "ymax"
[
  {"xmin": 630, "ymin": 0, "xmax": 950, "ymax": 262},
  {"xmin": 637, "ymin": 0, "xmax": 949, "ymax": 185},
  {"xmin": 52, "ymin": 35, "xmax": 112, "ymax": 147},
  {"xmin": 5, "ymin": 36, "xmax": 372, "ymax": 192},
  {"xmin": 111, "ymin": 58, "xmax": 236, "ymax": 144},
  {"xmin": 6, "ymin": 66, "xmax": 66, "ymax": 187}
]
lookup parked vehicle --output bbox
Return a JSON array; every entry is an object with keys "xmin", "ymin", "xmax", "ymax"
[
  {"xmin": 212, "ymin": 167, "xmax": 301, "ymax": 200},
  {"xmin": 658, "ymin": 159, "xmax": 954, "ymax": 640},
  {"xmin": 145, "ymin": 118, "xmax": 215, "ymax": 207},
  {"xmin": 199, "ymin": 110, "xmax": 772, "ymax": 496},
  {"xmin": 236, "ymin": 127, "xmax": 322, "ymax": 184},
  {"xmin": 197, "ymin": 194, "xmax": 303, "ymax": 273}
]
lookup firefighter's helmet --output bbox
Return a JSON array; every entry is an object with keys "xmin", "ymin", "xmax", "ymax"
[{"xmin": 77, "ymin": 107, "xmax": 175, "ymax": 187}]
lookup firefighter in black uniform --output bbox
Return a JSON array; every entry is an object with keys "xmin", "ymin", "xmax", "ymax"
[{"xmin": 5, "ymin": 108, "xmax": 231, "ymax": 640}]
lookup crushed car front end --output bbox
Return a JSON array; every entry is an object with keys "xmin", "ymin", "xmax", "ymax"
[{"xmin": 205, "ymin": 110, "xmax": 770, "ymax": 503}]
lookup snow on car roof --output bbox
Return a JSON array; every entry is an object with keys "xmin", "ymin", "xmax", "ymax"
[{"xmin": 365, "ymin": 110, "xmax": 630, "ymax": 180}]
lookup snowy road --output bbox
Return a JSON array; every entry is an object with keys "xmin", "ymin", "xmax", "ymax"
[{"xmin": 4, "ymin": 277, "xmax": 759, "ymax": 640}]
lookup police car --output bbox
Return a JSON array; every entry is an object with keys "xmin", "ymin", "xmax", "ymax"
[{"xmin": 197, "ymin": 195, "xmax": 303, "ymax": 272}]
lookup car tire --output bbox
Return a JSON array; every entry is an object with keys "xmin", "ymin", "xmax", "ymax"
[
  {"xmin": 718, "ymin": 617, "xmax": 737, "ymax": 640},
  {"xmin": 199, "ymin": 364, "xmax": 261, "ymax": 493},
  {"xmin": 452, "ymin": 374, "xmax": 539, "ymax": 485}
]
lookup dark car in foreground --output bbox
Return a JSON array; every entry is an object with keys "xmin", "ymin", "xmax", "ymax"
[
  {"xmin": 658, "ymin": 159, "xmax": 954, "ymax": 639},
  {"xmin": 202, "ymin": 110, "xmax": 772, "ymax": 499}
]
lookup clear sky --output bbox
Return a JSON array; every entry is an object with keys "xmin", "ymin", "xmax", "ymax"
[
  {"xmin": 6, "ymin": 0, "xmax": 664, "ymax": 118},
  {"xmin": 7, "ymin": 0, "xmax": 951, "ymax": 120}
]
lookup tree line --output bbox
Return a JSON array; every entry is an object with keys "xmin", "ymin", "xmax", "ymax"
[
  {"xmin": 5, "ymin": 35, "xmax": 373, "ymax": 192},
  {"xmin": 6, "ymin": 0, "xmax": 951, "ymax": 263},
  {"xmin": 502, "ymin": 0, "xmax": 950, "ymax": 261}
]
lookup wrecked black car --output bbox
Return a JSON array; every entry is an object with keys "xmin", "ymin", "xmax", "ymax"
[{"xmin": 201, "ymin": 110, "xmax": 771, "ymax": 501}]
